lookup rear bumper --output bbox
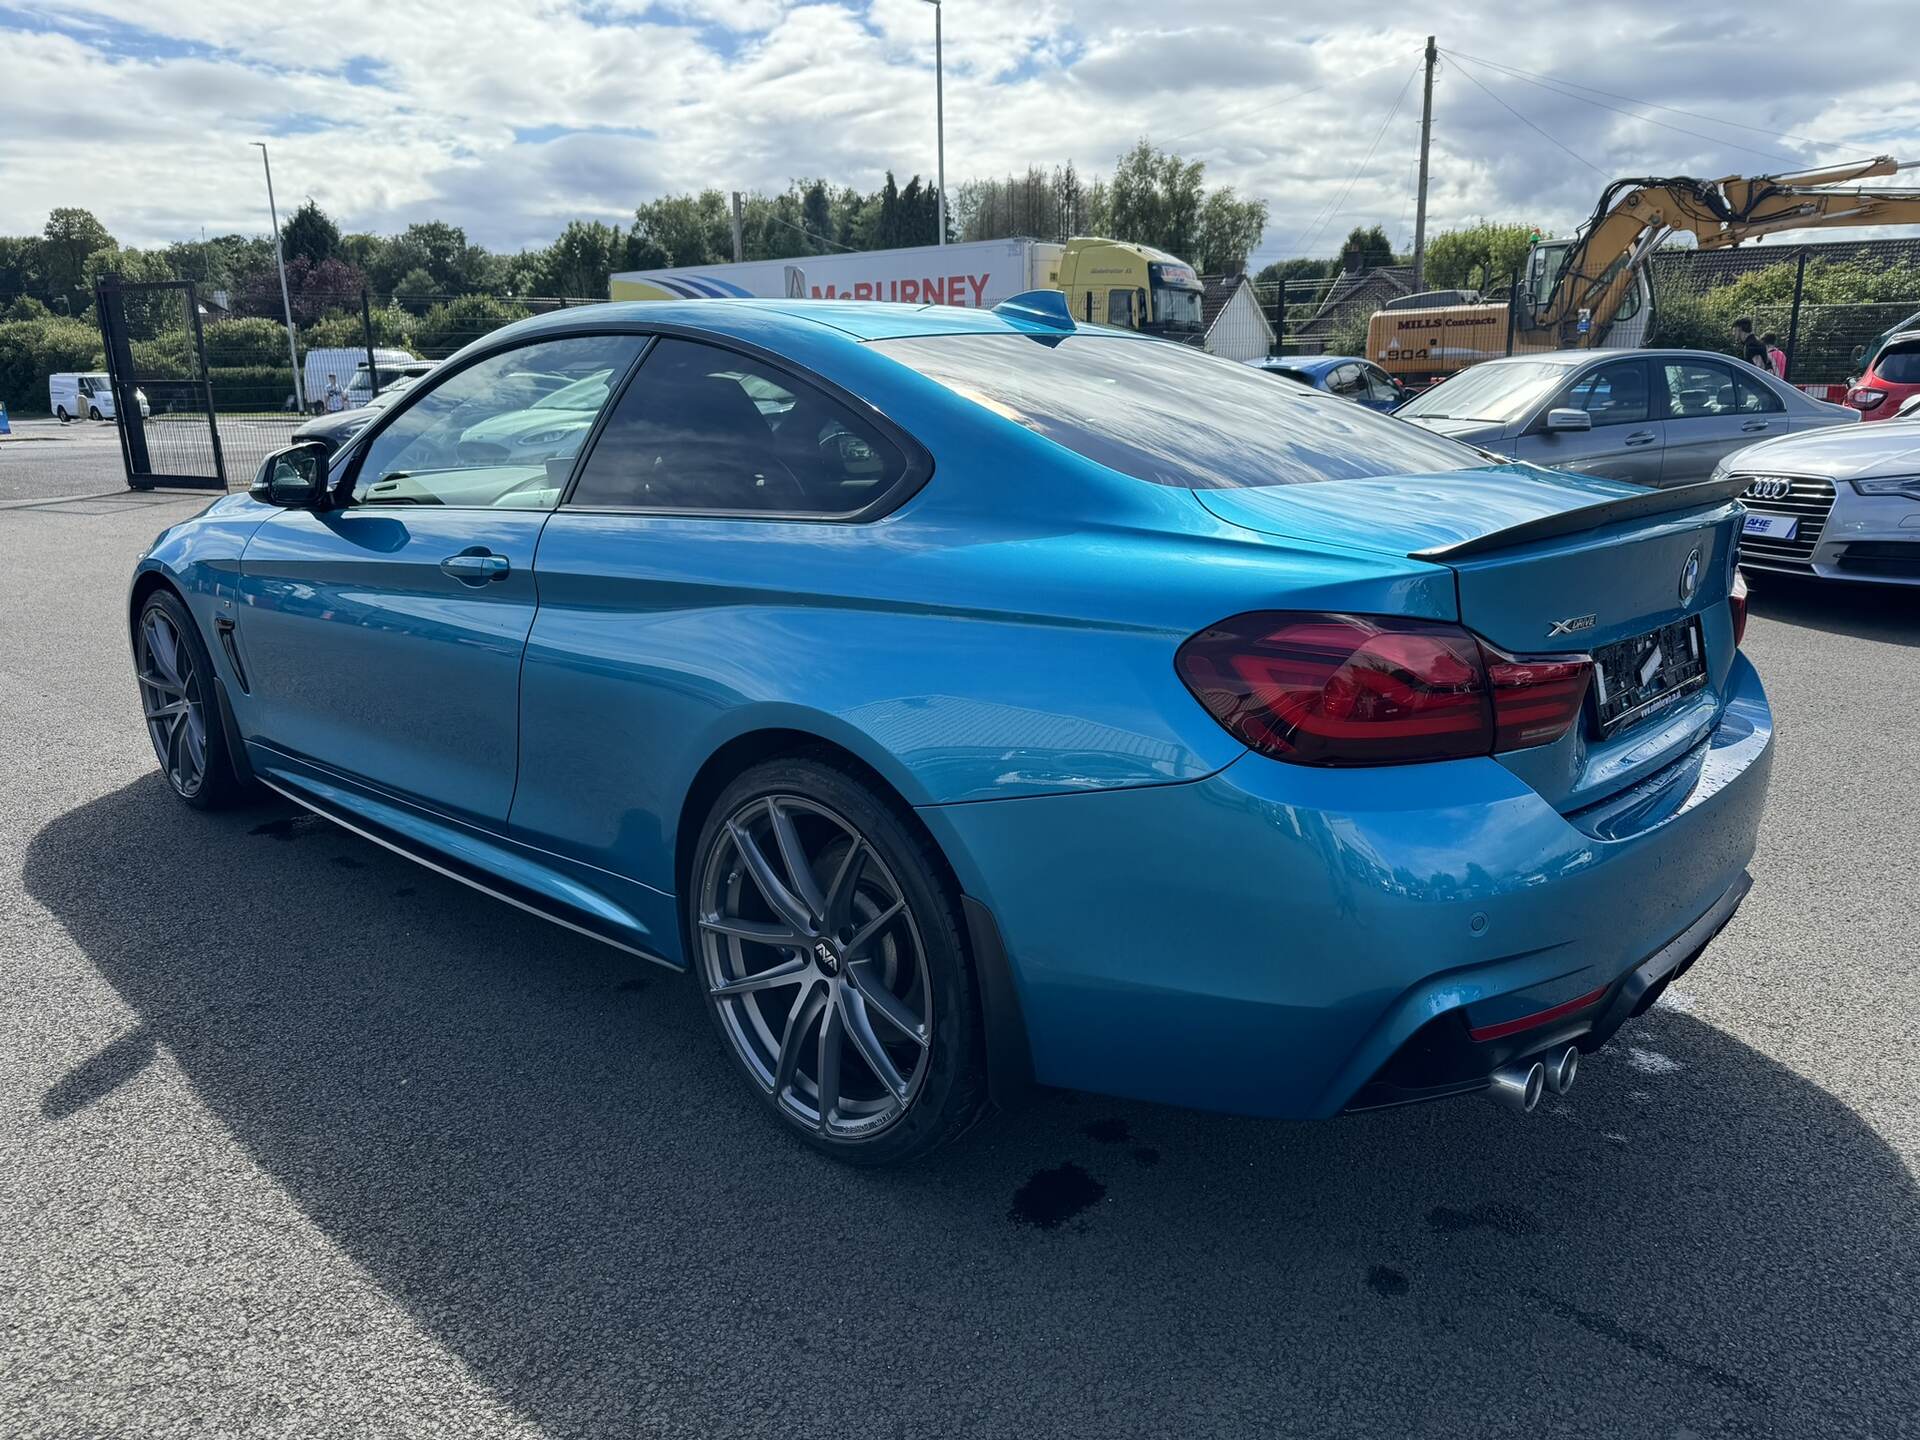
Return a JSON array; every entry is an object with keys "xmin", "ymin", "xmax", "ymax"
[{"xmin": 919, "ymin": 653, "xmax": 1773, "ymax": 1120}]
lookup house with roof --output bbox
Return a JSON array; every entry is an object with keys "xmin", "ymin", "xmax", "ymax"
[{"xmin": 1198, "ymin": 273, "xmax": 1277, "ymax": 361}]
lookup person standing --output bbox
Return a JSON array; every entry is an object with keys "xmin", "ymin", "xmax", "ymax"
[
  {"xmin": 1731, "ymin": 317, "xmax": 1772, "ymax": 373},
  {"xmin": 323, "ymin": 374, "xmax": 345, "ymax": 413},
  {"xmin": 1762, "ymin": 331, "xmax": 1788, "ymax": 380}
]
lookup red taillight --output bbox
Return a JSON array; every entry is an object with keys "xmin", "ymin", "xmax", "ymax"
[
  {"xmin": 1848, "ymin": 387, "xmax": 1886, "ymax": 410},
  {"xmin": 1484, "ymin": 650, "xmax": 1593, "ymax": 751},
  {"xmin": 1176, "ymin": 613, "xmax": 1591, "ymax": 766},
  {"xmin": 1729, "ymin": 568, "xmax": 1750, "ymax": 648}
]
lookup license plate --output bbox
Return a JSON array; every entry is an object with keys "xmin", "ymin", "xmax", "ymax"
[
  {"xmin": 1590, "ymin": 617, "xmax": 1708, "ymax": 736},
  {"xmin": 1743, "ymin": 513, "xmax": 1798, "ymax": 540}
]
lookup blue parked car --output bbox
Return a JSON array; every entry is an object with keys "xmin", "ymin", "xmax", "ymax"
[
  {"xmin": 1246, "ymin": 354, "xmax": 1409, "ymax": 411},
  {"xmin": 130, "ymin": 295, "xmax": 1772, "ymax": 1163}
]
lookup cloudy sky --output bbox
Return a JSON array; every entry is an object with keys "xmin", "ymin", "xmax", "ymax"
[{"xmin": 5, "ymin": 0, "xmax": 1920, "ymax": 262}]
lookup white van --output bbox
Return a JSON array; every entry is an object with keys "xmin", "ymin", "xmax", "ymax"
[
  {"xmin": 49, "ymin": 372, "xmax": 149, "ymax": 422},
  {"xmin": 303, "ymin": 347, "xmax": 417, "ymax": 413}
]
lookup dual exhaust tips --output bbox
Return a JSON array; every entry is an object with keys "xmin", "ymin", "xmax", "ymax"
[{"xmin": 1486, "ymin": 1045, "xmax": 1580, "ymax": 1113}]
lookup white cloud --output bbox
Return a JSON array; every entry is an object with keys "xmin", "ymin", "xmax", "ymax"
[{"xmin": 2, "ymin": 0, "xmax": 1917, "ymax": 259}]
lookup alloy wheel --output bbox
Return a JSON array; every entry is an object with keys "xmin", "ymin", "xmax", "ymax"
[
  {"xmin": 137, "ymin": 605, "xmax": 208, "ymax": 798},
  {"xmin": 698, "ymin": 794, "xmax": 934, "ymax": 1140}
]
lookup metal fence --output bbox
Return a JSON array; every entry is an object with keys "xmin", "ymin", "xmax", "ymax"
[
  {"xmin": 1254, "ymin": 238, "xmax": 1920, "ymax": 389},
  {"xmin": 113, "ymin": 286, "xmax": 598, "ymax": 485}
]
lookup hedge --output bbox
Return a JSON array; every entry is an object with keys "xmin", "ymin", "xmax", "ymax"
[{"xmin": 0, "ymin": 317, "xmax": 104, "ymax": 414}]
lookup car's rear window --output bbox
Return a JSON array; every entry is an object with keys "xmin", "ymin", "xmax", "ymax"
[
  {"xmin": 1877, "ymin": 342, "xmax": 1920, "ymax": 384},
  {"xmin": 872, "ymin": 333, "xmax": 1482, "ymax": 488}
]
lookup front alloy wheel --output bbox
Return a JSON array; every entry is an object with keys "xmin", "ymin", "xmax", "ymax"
[
  {"xmin": 137, "ymin": 603, "xmax": 210, "ymax": 799},
  {"xmin": 691, "ymin": 760, "xmax": 985, "ymax": 1163}
]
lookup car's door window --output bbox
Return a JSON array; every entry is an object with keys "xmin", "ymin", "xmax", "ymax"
[
  {"xmin": 1326, "ymin": 364, "xmax": 1366, "ymax": 398},
  {"xmin": 1733, "ymin": 370, "xmax": 1784, "ymax": 413},
  {"xmin": 1559, "ymin": 359, "xmax": 1649, "ymax": 426},
  {"xmin": 348, "ymin": 334, "xmax": 644, "ymax": 509},
  {"xmin": 1362, "ymin": 365, "xmax": 1401, "ymax": 406},
  {"xmin": 1107, "ymin": 289, "xmax": 1133, "ymax": 327},
  {"xmin": 1660, "ymin": 360, "xmax": 1739, "ymax": 419},
  {"xmin": 567, "ymin": 337, "xmax": 910, "ymax": 516}
]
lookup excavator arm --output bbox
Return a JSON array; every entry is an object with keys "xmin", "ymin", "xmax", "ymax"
[{"xmin": 1531, "ymin": 156, "xmax": 1920, "ymax": 345}]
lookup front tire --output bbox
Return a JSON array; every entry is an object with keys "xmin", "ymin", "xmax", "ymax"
[
  {"xmin": 690, "ymin": 758, "xmax": 986, "ymax": 1165},
  {"xmin": 88, "ymin": 406, "xmax": 103, "ymax": 421},
  {"xmin": 134, "ymin": 590, "xmax": 248, "ymax": 810}
]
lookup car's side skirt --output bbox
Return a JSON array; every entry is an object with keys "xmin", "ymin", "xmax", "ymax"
[{"xmin": 251, "ymin": 763, "xmax": 684, "ymax": 974}]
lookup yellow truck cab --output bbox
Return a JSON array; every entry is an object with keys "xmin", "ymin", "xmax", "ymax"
[{"xmin": 1051, "ymin": 238, "xmax": 1205, "ymax": 340}]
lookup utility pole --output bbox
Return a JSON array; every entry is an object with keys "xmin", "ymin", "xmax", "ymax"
[
  {"xmin": 922, "ymin": 0, "xmax": 946, "ymax": 245},
  {"xmin": 1412, "ymin": 35, "xmax": 1436, "ymax": 293},
  {"xmin": 729, "ymin": 191, "xmax": 745, "ymax": 263},
  {"xmin": 252, "ymin": 142, "xmax": 305, "ymax": 412}
]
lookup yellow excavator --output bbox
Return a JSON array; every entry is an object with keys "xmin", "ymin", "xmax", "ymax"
[{"xmin": 1369, "ymin": 156, "xmax": 1920, "ymax": 385}]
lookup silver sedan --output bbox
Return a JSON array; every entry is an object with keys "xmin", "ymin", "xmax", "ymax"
[
  {"xmin": 1397, "ymin": 348, "xmax": 1856, "ymax": 487},
  {"xmin": 1716, "ymin": 417, "xmax": 1920, "ymax": 584}
]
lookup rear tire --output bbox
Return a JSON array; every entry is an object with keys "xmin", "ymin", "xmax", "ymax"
[
  {"xmin": 134, "ymin": 589, "xmax": 249, "ymax": 810},
  {"xmin": 55, "ymin": 406, "xmax": 69, "ymax": 422},
  {"xmin": 689, "ymin": 757, "xmax": 987, "ymax": 1165}
]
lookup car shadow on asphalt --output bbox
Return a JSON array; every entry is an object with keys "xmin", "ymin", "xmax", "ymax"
[
  {"xmin": 1748, "ymin": 570, "xmax": 1920, "ymax": 645},
  {"xmin": 23, "ymin": 777, "xmax": 1920, "ymax": 1438}
]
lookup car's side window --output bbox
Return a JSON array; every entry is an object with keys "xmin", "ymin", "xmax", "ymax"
[
  {"xmin": 1327, "ymin": 364, "xmax": 1365, "ymax": 397},
  {"xmin": 1560, "ymin": 360, "xmax": 1649, "ymax": 426},
  {"xmin": 1734, "ymin": 370, "xmax": 1784, "ymax": 413},
  {"xmin": 1106, "ymin": 290, "xmax": 1132, "ymax": 327},
  {"xmin": 1363, "ymin": 365, "xmax": 1401, "ymax": 405},
  {"xmin": 1661, "ymin": 360, "xmax": 1739, "ymax": 420},
  {"xmin": 567, "ymin": 337, "xmax": 910, "ymax": 516},
  {"xmin": 348, "ymin": 335, "xmax": 645, "ymax": 510}
]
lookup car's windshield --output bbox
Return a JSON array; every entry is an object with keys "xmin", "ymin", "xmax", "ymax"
[
  {"xmin": 1397, "ymin": 360, "xmax": 1570, "ymax": 424},
  {"xmin": 874, "ymin": 332, "xmax": 1485, "ymax": 488},
  {"xmin": 1152, "ymin": 286, "xmax": 1204, "ymax": 333}
]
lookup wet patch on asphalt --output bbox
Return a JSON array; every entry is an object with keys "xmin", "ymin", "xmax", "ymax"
[{"xmin": 1009, "ymin": 1162, "xmax": 1105, "ymax": 1230}]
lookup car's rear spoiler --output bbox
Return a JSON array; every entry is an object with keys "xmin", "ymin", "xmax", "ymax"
[{"xmin": 1410, "ymin": 476, "xmax": 1749, "ymax": 562}]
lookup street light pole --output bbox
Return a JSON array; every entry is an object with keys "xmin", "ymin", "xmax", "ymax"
[
  {"xmin": 252, "ymin": 142, "xmax": 305, "ymax": 412},
  {"xmin": 921, "ymin": 0, "xmax": 945, "ymax": 246}
]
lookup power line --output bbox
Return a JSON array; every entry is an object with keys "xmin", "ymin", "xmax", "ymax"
[
  {"xmin": 762, "ymin": 211, "xmax": 860, "ymax": 253},
  {"xmin": 1443, "ymin": 48, "xmax": 1851, "ymax": 154},
  {"xmin": 1290, "ymin": 63, "xmax": 1422, "ymax": 261},
  {"xmin": 1444, "ymin": 49, "xmax": 1800, "ymax": 165},
  {"xmin": 1449, "ymin": 57, "xmax": 1607, "ymax": 178},
  {"xmin": 1155, "ymin": 58, "xmax": 1406, "ymax": 148}
]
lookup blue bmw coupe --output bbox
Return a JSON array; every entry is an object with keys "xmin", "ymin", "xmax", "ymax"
[{"xmin": 130, "ymin": 295, "xmax": 1772, "ymax": 1163}]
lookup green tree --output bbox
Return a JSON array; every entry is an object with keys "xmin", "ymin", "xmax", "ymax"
[
  {"xmin": 631, "ymin": 191, "xmax": 732, "ymax": 268},
  {"xmin": 541, "ymin": 221, "xmax": 624, "ymax": 297},
  {"xmin": 371, "ymin": 222, "xmax": 492, "ymax": 295},
  {"xmin": 1339, "ymin": 224, "xmax": 1396, "ymax": 271},
  {"xmin": 281, "ymin": 200, "xmax": 340, "ymax": 268},
  {"xmin": 39, "ymin": 208, "xmax": 115, "ymax": 309},
  {"xmin": 1107, "ymin": 140, "xmax": 1207, "ymax": 258},
  {"xmin": 82, "ymin": 245, "xmax": 177, "ymax": 338},
  {"xmin": 1192, "ymin": 188, "xmax": 1269, "ymax": 274},
  {"xmin": 1423, "ymin": 221, "xmax": 1540, "ymax": 291},
  {"xmin": 393, "ymin": 266, "xmax": 437, "ymax": 313},
  {"xmin": 411, "ymin": 293, "xmax": 530, "ymax": 357}
]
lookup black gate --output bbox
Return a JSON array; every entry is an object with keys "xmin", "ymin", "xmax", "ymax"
[{"xmin": 96, "ymin": 274, "xmax": 228, "ymax": 490}]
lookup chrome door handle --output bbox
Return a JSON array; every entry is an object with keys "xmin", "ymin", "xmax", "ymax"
[
  {"xmin": 1624, "ymin": 431, "xmax": 1657, "ymax": 446},
  {"xmin": 440, "ymin": 551, "xmax": 510, "ymax": 583},
  {"xmin": 1741, "ymin": 419, "xmax": 1770, "ymax": 432}
]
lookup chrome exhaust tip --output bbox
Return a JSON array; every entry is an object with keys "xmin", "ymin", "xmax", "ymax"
[
  {"xmin": 1544, "ymin": 1044, "xmax": 1580, "ymax": 1096},
  {"xmin": 1486, "ymin": 1060, "xmax": 1545, "ymax": 1114}
]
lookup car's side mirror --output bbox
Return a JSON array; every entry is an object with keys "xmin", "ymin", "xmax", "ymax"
[
  {"xmin": 1544, "ymin": 407, "xmax": 1593, "ymax": 433},
  {"xmin": 1899, "ymin": 393, "xmax": 1920, "ymax": 419},
  {"xmin": 250, "ymin": 441, "xmax": 332, "ymax": 508},
  {"xmin": 1852, "ymin": 344, "xmax": 1867, "ymax": 365}
]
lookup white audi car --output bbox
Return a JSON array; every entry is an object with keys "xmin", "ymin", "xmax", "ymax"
[{"xmin": 1718, "ymin": 416, "xmax": 1920, "ymax": 584}]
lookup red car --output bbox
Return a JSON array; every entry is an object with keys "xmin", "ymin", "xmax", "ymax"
[{"xmin": 1847, "ymin": 329, "xmax": 1920, "ymax": 421}]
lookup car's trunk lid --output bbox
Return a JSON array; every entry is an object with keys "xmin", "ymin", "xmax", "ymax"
[{"xmin": 1194, "ymin": 467, "xmax": 1749, "ymax": 812}]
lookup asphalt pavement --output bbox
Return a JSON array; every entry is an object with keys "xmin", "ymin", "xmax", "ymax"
[{"xmin": 1, "ymin": 446, "xmax": 1916, "ymax": 1439}]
